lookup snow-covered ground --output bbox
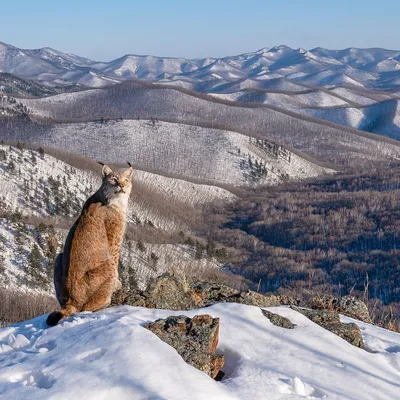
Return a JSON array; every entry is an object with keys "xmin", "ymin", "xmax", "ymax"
[{"xmin": 0, "ymin": 303, "xmax": 399, "ymax": 399}]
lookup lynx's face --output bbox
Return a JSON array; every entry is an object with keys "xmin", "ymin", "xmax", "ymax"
[{"xmin": 101, "ymin": 164, "xmax": 133, "ymax": 204}]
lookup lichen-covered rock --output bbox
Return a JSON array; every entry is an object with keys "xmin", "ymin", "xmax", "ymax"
[
  {"xmin": 111, "ymin": 289, "xmax": 147, "ymax": 308},
  {"xmin": 311, "ymin": 296, "xmax": 372, "ymax": 324},
  {"xmin": 291, "ymin": 306, "xmax": 364, "ymax": 348},
  {"xmin": 111, "ymin": 273, "xmax": 196, "ymax": 310},
  {"xmin": 226, "ymin": 291, "xmax": 281, "ymax": 307},
  {"xmin": 277, "ymin": 295, "xmax": 302, "ymax": 306},
  {"xmin": 261, "ymin": 309, "xmax": 295, "ymax": 329},
  {"xmin": 144, "ymin": 314, "xmax": 224, "ymax": 378},
  {"xmin": 141, "ymin": 274, "xmax": 197, "ymax": 310},
  {"xmin": 187, "ymin": 281, "xmax": 240, "ymax": 306},
  {"xmin": 334, "ymin": 322, "xmax": 365, "ymax": 348},
  {"xmin": 112, "ymin": 273, "xmax": 282, "ymax": 310},
  {"xmin": 188, "ymin": 282, "xmax": 281, "ymax": 308}
]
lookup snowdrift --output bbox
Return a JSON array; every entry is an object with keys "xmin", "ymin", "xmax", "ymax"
[{"xmin": 0, "ymin": 303, "xmax": 399, "ymax": 399}]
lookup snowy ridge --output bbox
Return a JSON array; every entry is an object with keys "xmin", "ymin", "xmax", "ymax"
[
  {"xmin": 0, "ymin": 303, "xmax": 399, "ymax": 399},
  {"xmin": 1, "ymin": 41, "xmax": 400, "ymax": 91},
  {"xmin": 0, "ymin": 119, "xmax": 331, "ymax": 186},
  {"xmin": 301, "ymin": 99, "xmax": 400, "ymax": 140},
  {"xmin": 7, "ymin": 83, "xmax": 400, "ymax": 171}
]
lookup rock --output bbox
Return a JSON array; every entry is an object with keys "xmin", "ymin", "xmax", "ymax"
[
  {"xmin": 277, "ymin": 295, "xmax": 302, "ymax": 306},
  {"xmin": 188, "ymin": 282, "xmax": 281, "ymax": 308},
  {"xmin": 261, "ymin": 309, "xmax": 295, "ymax": 329},
  {"xmin": 111, "ymin": 289, "xmax": 147, "ymax": 308},
  {"xmin": 112, "ymin": 273, "xmax": 282, "ymax": 311},
  {"xmin": 226, "ymin": 290, "xmax": 281, "ymax": 307},
  {"xmin": 187, "ymin": 281, "xmax": 240, "ymax": 306},
  {"xmin": 334, "ymin": 322, "xmax": 365, "ymax": 348},
  {"xmin": 142, "ymin": 274, "xmax": 196, "ymax": 310},
  {"xmin": 312, "ymin": 296, "xmax": 372, "ymax": 324},
  {"xmin": 144, "ymin": 314, "xmax": 224, "ymax": 378},
  {"xmin": 111, "ymin": 273, "xmax": 196, "ymax": 310},
  {"xmin": 291, "ymin": 306, "xmax": 364, "ymax": 348}
]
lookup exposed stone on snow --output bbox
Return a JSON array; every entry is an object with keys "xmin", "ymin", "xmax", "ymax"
[
  {"xmin": 311, "ymin": 295, "xmax": 372, "ymax": 323},
  {"xmin": 291, "ymin": 306, "xmax": 364, "ymax": 348},
  {"xmin": 261, "ymin": 309, "xmax": 295, "ymax": 329},
  {"xmin": 144, "ymin": 314, "xmax": 224, "ymax": 379}
]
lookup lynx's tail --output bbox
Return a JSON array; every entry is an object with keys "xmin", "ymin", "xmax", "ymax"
[{"xmin": 46, "ymin": 303, "xmax": 79, "ymax": 326}]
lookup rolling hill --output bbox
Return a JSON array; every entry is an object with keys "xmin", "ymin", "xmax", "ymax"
[{"xmin": 5, "ymin": 82, "xmax": 400, "ymax": 173}]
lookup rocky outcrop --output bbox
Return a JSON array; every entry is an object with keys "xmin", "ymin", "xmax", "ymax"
[
  {"xmin": 112, "ymin": 273, "xmax": 281, "ymax": 310},
  {"xmin": 261, "ymin": 309, "xmax": 295, "ymax": 329},
  {"xmin": 311, "ymin": 296, "xmax": 372, "ymax": 323},
  {"xmin": 291, "ymin": 306, "xmax": 364, "ymax": 348},
  {"xmin": 144, "ymin": 314, "xmax": 224, "ymax": 379}
]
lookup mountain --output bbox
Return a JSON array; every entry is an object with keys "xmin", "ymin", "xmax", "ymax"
[
  {"xmin": 0, "ymin": 303, "xmax": 399, "ymax": 399},
  {"xmin": 2, "ymin": 40, "xmax": 400, "ymax": 140},
  {"xmin": 1, "ymin": 41, "xmax": 400, "ymax": 91},
  {"xmin": 0, "ymin": 73, "xmax": 63, "ymax": 97}
]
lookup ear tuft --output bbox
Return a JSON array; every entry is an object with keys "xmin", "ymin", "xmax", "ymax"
[
  {"xmin": 101, "ymin": 164, "xmax": 113, "ymax": 178},
  {"xmin": 123, "ymin": 165, "xmax": 133, "ymax": 180}
]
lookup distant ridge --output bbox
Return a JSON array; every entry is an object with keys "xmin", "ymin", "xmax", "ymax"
[{"xmin": 0, "ymin": 41, "xmax": 399, "ymax": 90}]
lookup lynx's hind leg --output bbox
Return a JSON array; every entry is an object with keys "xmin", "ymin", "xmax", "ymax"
[
  {"xmin": 81, "ymin": 260, "xmax": 118, "ymax": 312},
  {"xmin": 82, "ymin": 279, "xmax": 115, "ymax": 312}
]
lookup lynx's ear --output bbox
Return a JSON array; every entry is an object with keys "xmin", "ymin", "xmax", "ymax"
[
  {"xmin": 101, "ymin": 164, "xmax": 113, "ymax": 178},
  {"xmin": 122, "ymin": 165, "xmax": 133, "ymax": 180}
]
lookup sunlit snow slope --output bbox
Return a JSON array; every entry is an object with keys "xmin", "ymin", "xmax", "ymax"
[{"xmin": 0, "ymin": 303, "xmax": 399, "ymax": 400}]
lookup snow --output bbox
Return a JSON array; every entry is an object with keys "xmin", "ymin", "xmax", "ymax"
[
  {"xmin": 301, "ymin": 100, "xmax": 400, "ymax": 140},
  {"xmin": 2, "ymin": 41, "xmax": 400, "ymax": 92},
  {"xmin": 1, "ymin": 118, "xmax": 331, "ymax": 186},
  {"xmin": 212, "ymin": 89, "xmax": 350, "ymax": 110},
  {"xmin": 0, "ymin": 303, "xmax": 399, "ymax": 399}
]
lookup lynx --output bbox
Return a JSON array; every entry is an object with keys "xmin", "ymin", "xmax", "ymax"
[{"xmin": 46, "ymin": 163, "xmax": 133, "ymax": 326}]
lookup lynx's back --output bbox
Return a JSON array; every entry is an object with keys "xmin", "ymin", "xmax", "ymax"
[{"xmin": 47, "ymin": 164, "xmax": 133, "ymax": 326}]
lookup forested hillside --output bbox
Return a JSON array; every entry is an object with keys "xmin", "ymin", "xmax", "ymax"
[{"xmin": 203, "ymin": 164, "xmax": 400, "ymax": 329}]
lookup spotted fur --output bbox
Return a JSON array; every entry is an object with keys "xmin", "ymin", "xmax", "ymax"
[{"xmin": 46, "ymin": 164, "xmax": 133, "ymax": 326}]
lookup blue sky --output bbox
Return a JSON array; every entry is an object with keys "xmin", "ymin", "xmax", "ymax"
[{"xmin": 1, "ymin": 0, "xmax": 399, "ymax": 60}]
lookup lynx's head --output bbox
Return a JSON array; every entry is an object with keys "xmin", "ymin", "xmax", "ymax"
[{"xmin": 100, "ymin": 163, "xmax": 133, "ymax": 209}]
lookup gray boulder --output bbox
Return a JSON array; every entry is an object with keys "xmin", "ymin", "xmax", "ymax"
[
  {"xmin": 311, "ymin": 296, "xmax": 372, "ymax": 323},
  {"xmin": 144, "ymin": 314, "xmax": 224, "ymax": 379},
  {"xmin": 261, "ymin": 309, "xmax": 295, "ymax": 329},
  {"xmin": 291, "ymin": 306, "xmax": 364, "ymax": 348}
]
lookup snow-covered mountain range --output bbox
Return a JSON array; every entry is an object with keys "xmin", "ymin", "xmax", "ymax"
[
  {"xmin": 1, "ymin": 41, "xmax": 400, "ymax": 90},
  {"xmin": 1, "ymin": 40, "xmax": 400, "ymax": 140}
]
